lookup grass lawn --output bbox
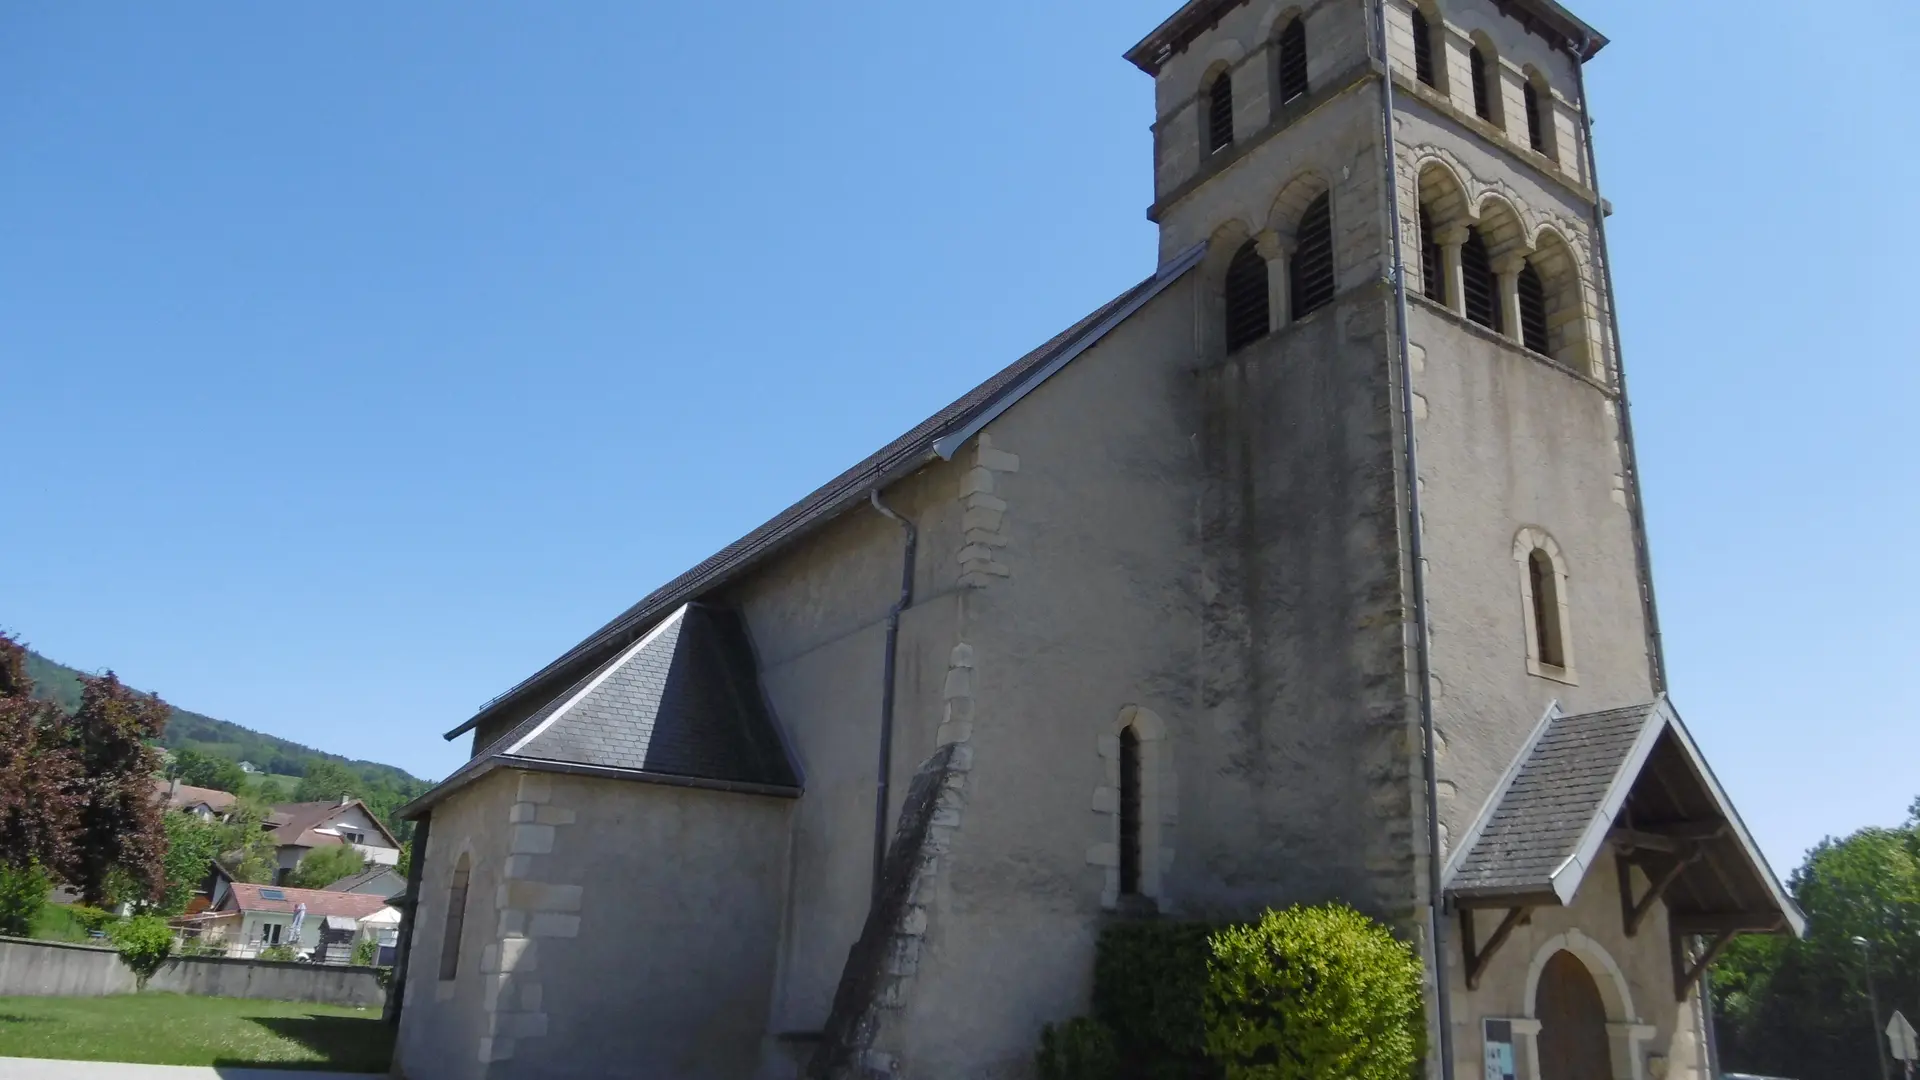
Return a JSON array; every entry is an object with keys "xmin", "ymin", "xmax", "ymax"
[
  {"xmin": 26, "ymin": 903, "xmax": 93, "ymax": 944},
  {"xmin": 0, "ymin": 993, "xmax": 393, "ymax": 1071}
]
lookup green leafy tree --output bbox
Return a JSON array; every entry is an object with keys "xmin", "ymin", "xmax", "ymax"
[
  {"xmin": 0, "ymin": 862, "xmax": 50, "ymax": 937},
  {"xmin": 351, "ymin": 936, "xmax": 379, "ymax": 967},
  {"xmin": 1716, "ymin": 812, "xmax": 1920, "ymax": 1080},
  {"xmin": 156, "ymin": 812, "xmax": 226, "ymax": 916},
  {"xmin": 295, "ymin": 761, "xmax": 365, "ymax": 804},
  {"xmin": 1204, "ymin": 904, "xmax": 1425, "ymax": 1080},
  {"xmin": 58, "ymin": 672, "xmax": 171, "ymax": 905},
  {"xmin": 168, "ymin": 749, "xmax": 247, "ymax": 795},
  {"xmin": 213, "ymin": 796, "xmax": 280, "ymax": 885},
  {"xmin": 108, "ymin": 915, "xmax": 175, "ymax": 990},
  {"xmin": 0, "ymin": 636, "xmax": 81, "ymax": 879},
  {"xmin": 287, "ymin": 843, "xmax": 367, "ymax": 889}
]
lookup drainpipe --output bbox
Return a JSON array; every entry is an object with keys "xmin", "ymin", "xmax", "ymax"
[
  {"xmin": 1569, "ymin": 37, "xmax": 1669, "ymax": 695},
  {"xmin": 1371, "ymin": 4, "xmax": 1455, "ymax": 1078},
  {"xmin": 383, "ymin": 813, "xmax": 429, "ymax": 1028},
  {"xmin": 867, "ymin": 489, "xmax": 917, "ymax": 901}
]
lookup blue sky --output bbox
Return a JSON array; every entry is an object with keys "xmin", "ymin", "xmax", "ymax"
[{"xmin": 2, "ymin": 1, "xmax": 1913, "ymax": 873}]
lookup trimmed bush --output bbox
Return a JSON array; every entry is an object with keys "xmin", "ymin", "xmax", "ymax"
[
  {"xmin": 258, "ymin": 944, "xmax": 299, "ymax": 962},
  {"xmin": 1094, "ymin": 921, "xmax": 1220, "ymax": 1074},
  {"xmin": 351, "ymin": 937, "xmax": 378, "ymax": 967},
  {"xmin": 1203, "ymin": 904, "xmax": 1424, "ymax": 1080},
  {"xmin": 108, "ymin": 915, "xmax": 176, "ymax": 990},
  {"xmin": 71, "ymin": 905, "xmax": 118, "ymax": 936},
  {"xmin": 1036, "ymin": 1017, "xmax": 1120, "ymax": 1080}
]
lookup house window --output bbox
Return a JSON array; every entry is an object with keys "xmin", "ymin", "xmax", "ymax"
[
  {"xmin": 1224, "ymin": 239, "xmax": 1271, "ymax": 353},
  {"xmin": 1419, "ymin": 205, "xmax": 1444, "ymax": 304},
  {"xmin": 262, "ymin": 923, "xmax": 283, "ymax": 946},
  {"xmin": 1289, "ymin": 192, "xmax": 1335, "ymax": 320},
  {"xmin": 1524, "ymin": 80, "xmax": 1546, "ymax": 153},
  {"xmin": 1469, "ymin": 46, "xmax": 1494, "ymax": 122},
  {"xmin": 439, "ymin": 854, "xmax": 471, "ymax": 982},
  {"xmin": 1411, "ymin": 9, "xmax": 1438, "ymax": 88},
  {"xmin": 1276, "ymin": 17, "xmax": 1309, "ymax": 104},
  {"xmin": 1461, "ymin": 227, "xmax": 1501, "ymax": 333},
  {"xmin": 340, "ymin": 830, "xmax": 364, "ymax": 845},
  {"xmin": 1118, "ymin": 727, "xmax": 1142, "ymax": 896},
  {"xmin": 1206, "ymin": 71, "xmax": 1234, "ymax": 154},
  {"xmin": 1518, "ymin": 261, "xmax": 1550, "ymax": 354}
]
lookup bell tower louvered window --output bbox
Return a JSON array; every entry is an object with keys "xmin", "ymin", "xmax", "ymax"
[
  {"xmin": 1206, "ymin": 72, "xmax": 1234, "ymax": 154},
  {"xmin": 1470, "ymin": 46, "xmax": 1494, "ymax": 122},
  {"xmin": 1118, "ymin": 727, "xmax": 1142, "ymax": 896},
  {"xmin": 1224, "ymin": 240, "xmax": 1270, "ymax": 353},
  {"xmin": 1524, "ymin": 81, "xmax": 1547, "ymax": 153},
  {"xmin": 1461, "ymin": 227, "xmax": 1501, "ymax": 333},
  {"xmin": 1419, "ymin": 206, "xmax": 1444, "ymax": 304},
  {"xmin": 1276, "ymin": 18, "xmax": 1309, "ymax": 104},
  {"xmin": 1411, "ymin": 9, "xmax": 1437, "ymax": 88},
  {"xmin": 1518, "ymin": 261, "xmax": 1550, "ymax": 354},
  {"xmin": 1289, "ymin": 193, "xmax": 1335, "ymax": 320}
]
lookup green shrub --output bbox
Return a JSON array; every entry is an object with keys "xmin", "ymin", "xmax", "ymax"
[
  {"xmin": 108, "ymin": 915, "xmax": 176, "ymax": 990},
  {"xmin": 1037, "ymin": 1017, "xmax": 1120, "ymax": 1080},
  {"xmin": 1094, "ymin": 921, "xmax": 1221, "ymax": 1075},
  {"xmin": 1203, "ymin": 904, "xmax": 1424, "ymax": 1080},
  {"xmin": 0, "ymin": 863, "xmax": 49, "ymax": 938},
  {"xmin": 258, "ymin": 944, "xmax": 299, "ymax": 962},
  {"xmin": 71, "ymin": 905, "xmax": 119, "ymax": 936},
  {"xmin": 351, "ymin": 937, "xmax": 378, "ymax": 967}
]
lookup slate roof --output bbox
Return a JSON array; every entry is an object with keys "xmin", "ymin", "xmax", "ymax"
[
  {"xmin": 1445, "ymin": 699, "xmax": 1805, "ymax": 936},
  {"xmin": 406, "ymin": 603, "xmax": 801, "ymax": 816},
  {"xmin": 443, "ymin": 243, "xmax": 1208, "ymax": 745}
]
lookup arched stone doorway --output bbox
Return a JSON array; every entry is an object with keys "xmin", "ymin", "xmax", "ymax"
[{"xmin": 1536, "ymin": 950, "xmax": 1611, "ymax": 1080}]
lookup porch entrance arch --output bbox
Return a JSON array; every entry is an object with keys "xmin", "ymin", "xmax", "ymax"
[{"xmin": 1536, "ymin": 950, "xmax": 1611, "ymax": 1080}]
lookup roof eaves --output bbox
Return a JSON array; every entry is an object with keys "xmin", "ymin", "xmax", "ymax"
[{"xmin": 443, "ymin": 249, "xmax": 1206, "ymax": 744}]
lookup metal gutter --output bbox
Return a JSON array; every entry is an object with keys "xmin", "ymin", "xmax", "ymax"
[{"xmin": 866, "ymin": 490, "xmax": 918, "ymax": 901}]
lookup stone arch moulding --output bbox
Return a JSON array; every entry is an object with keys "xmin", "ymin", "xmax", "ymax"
[
  {"xmin": 1254, "ymin": 3, "xmax": 1306, "ymax": 46},
  {"xmin": 1520, "ymin": 930, "xmax": 1660, "ymax": 1080},
  {"xmin": 1514, "ymin": 526, "xmax": 1577, "ymax": 684},
  {"xmin": 1264, "ymin": 169, "xmax": 1334, "ymax": 242},
  {"xmin": 1089, "ymin": 705, "xmax": 1177, "ymax": 911},
  {"xmin": 1400, "ymin": 144, "xmax": 1594, "ymax": 264}
]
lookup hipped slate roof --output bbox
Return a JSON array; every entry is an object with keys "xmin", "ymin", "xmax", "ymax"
[
  {"xmin": 1445, "ymin": 698, "xmax": 1805, "ymax": 936},
  {"xmin": 442, "ymin": 242, "xmax": 1208, "ymax": 746},
  {"xmin": 405, "ymin": 604, "xmax": 801, "ymax": 816}
]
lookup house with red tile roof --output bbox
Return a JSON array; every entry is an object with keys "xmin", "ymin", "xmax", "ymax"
[{"xmin": 198, "ymin": 882, "xmax": 395, "ymax": 961}]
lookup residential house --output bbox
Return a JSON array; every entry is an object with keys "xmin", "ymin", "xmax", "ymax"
[
  {"xmin": 266, "ymin": 797, "xmax": 403, "ymax": 884},
  {"xmin": 198, "ymin": 882, "xmax": 393, "ymax": 962},
  {"xmin": 328, "ymin": 865, "xmax": 408, "ymax": 901},
  {"xmin": 154, "ymin": 778, "xmax": 237, "ymax": 822}
]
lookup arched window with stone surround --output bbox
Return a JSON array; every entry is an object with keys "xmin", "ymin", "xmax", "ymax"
[
  {"xmin": 1469, "ymin": 43, "xmax": 1495, "ymax": 123},
  {"xmin": 1515, "ymin": 529, "xmax": 1575, "ymax": 681},
  {"xmin": 1518, "ymin": 260, "xmax": 1550, "ymax": 354},
  {"xmin": 1289, "ymin": 192, "xmax": 1334, "ymax": 319},
  {"xmin": 1118, "ymin": 727, "xmax": 1142, "ymax": 896},
  {"xmin": 1461, "ymin": 226, "xmax": 1500, "ymax": 333},
  {"xmin": 438, "ymin": 853, "xmax": 471, "ymax": 982},
  {"xmin": 1411, "ymin": 8, "xmax": 1438, "ymax": 89},
  {"xmin": 1523, "ymin": 79, "xmax": 1546, "ymax": 154},
  {"xmin": 1224, "ymin": 239, "xmax": 1270, "ymax": 353},
  {"xmin": 1275, "ymin": 16, "xmax": 1309, "ymax": 104},
  {"xmin": 1419, "ymin": 206, "xmax": 1444, "ymax": 304},
  {"xmin": 1206, "ymin": 70, "xmax": 1234, "ymax": 155},
  {"xmin": 1095, "ymin": 706, "xmax": 1174, "ymax": 910}
]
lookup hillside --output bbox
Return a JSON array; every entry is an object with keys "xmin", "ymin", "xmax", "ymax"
[{"xmin": 21, "ymin": 648, "xmax": 429, "ymax": 793}]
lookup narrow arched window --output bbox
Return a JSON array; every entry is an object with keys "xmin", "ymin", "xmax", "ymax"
[
  {"xmin": 1419, "ymin": 206, "xmax": 1444, "ymax": 304},
  {"xmin": 1518, "ymin": 261, "xmax": 1549, "ymax": 354},
  {"xmin": 1224, "ymin": 240, "xmax": 1271, "ymax": 353},
  {"xmin": 1524, "ymin": 80, "xmax": 1547, "ymax": 153},
  {"xmin": 1469, "ymin": 46, "xmax": 1494, "ymax": 122},
  {"xmin": 1290, "ymin": 193, "xmax": 1335, "ymax": 320},
  {"xmin": 1411, "ymin": 9, "xmax": 1438, "ymax": 88},
  {"xmin": 1528, "ymin": 549, "xmax": 1565, "ymax": 669},
  {"xmin": 438, "ymin": 853, "xmax": 470, "ymax": 981},
  {"xmin": 1461, "ymin": 227, "xmax": 1501, "ymax": 333},
  {"xmin": 1118, "ymin": 727, "xmax": 1142, "ymax": 896},
  {"xmin": 1206, "ymin": 72, "xmax": 1234, "ymax": 154},
  {"xmin": 1276, "ymin": 18, "xmax": 1309, "ymax": 104}
]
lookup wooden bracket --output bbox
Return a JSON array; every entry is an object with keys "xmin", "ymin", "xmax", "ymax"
[
  {"xmin": 1617, "ymin": 848, "xmax": 1697, "ymax": 938},
  {"xmin": 1671, "ymin": 928, "xmax": 1735, "ymax": 1003},
  {"xmin": 1462, "ymin": 906, "xmax": 1530, "ymax": 991}
]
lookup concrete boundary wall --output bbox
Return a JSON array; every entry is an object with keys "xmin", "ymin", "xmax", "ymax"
[{"xmin": 0, "ymin": 936, "xmax": 385, "ymax": 1008}]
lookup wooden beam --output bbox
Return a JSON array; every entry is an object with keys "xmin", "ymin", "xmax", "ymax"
[
  {"xmin": 1610, "ymin": 822, "xmax": 1728, "ymax": 852},
  {"xmin": 1670, "ymin": 913, "xmax": 1786, "ymax": 935},
  {"xmin": 1625, "ymin": 850, "xmax": 1697, "ymax": 938},
  {"xmin": 1674, "ymin": 930, "xmax": 1736, "ymax": 1003},
  {"xmin": 1463, "ymin": 907, "xmax": 1530, "ymax": 991}
]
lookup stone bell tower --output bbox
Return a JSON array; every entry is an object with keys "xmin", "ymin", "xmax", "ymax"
[{"xmin": 1124, "ymin": 0, "xmax": 1663, "ymax": 1056}]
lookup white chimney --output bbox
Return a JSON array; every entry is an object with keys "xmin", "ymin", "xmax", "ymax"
[{"xmin": 340, "ymin": 794, "xmax": 352, "ymax": 807}]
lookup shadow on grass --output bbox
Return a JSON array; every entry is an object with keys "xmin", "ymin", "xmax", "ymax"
[
  {"xmin": 0, "ymin": 1014, "xmax": 49, "ymax": 1024},
  {"xmin": 212, "ymin": 1014, "xmax": 395, "ymax": 1074}
]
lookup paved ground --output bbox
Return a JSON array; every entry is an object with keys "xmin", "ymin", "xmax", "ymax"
[{"xmin": 0, "ymin": 1060, "xmax": 383, "ymax": 1080}]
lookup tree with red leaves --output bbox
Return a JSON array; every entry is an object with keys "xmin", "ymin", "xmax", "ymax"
[
  {"xmin": 59, "ymin": 671, "xmax": 170, "ymax": 905},
  {"xmin": 0, "ymin": 635, "xmax": 81, "ymax": 875}
]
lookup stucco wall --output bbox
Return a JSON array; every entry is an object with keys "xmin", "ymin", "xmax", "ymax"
[
  {"xmin": 396, "ymin": 769, "xmax": 792, "ymax": 1080},
  {"xmin": 1448, "ymin": 858, "xmax": 1710, "ymax": 1080},
  {"xmin": 0, "ymin": 936, "xmax": 384, "ymax": 1006}
]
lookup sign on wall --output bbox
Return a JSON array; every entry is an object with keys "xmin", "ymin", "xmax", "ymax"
[{"xmin": 1484, "ymin": 1019, "xmax": 1518, "ymax": 1080}]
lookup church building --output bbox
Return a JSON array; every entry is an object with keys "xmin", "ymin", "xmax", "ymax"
[{"xmin": 390, "ymin": 1, "xmax": 1803, "ymax": 1077}]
